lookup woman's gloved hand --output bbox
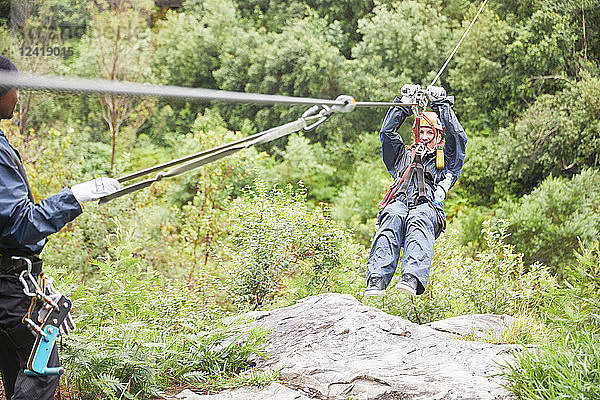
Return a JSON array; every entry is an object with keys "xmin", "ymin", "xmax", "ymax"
[
  {"xmin": 433, "ymin": 186, "xmax": 446, "ymax": 206},
  {"xmin": 70, "ymin": 177, "xmax": 121, "ymax": 203},
  {"xmin": 426, "ymin": 86, "xmax": 447, "ymax": 102}
]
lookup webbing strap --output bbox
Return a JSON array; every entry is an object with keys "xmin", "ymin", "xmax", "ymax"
[
  {"xmin": 415, "ymin": 160, "xmax": 427, "ymax": 199},
  {"xmin": 99, "ymin": 116, "xmax": 311, "ymax": 203},
  {"xmin": 398, "ymin": 161, "xmax": 415, "ymax": 197},
  {"xmin": 378, "ymin": 146, "xmax": 416, "ymax": 209},
  {"xmin": 378, "ymin": 149, "xmax": 434, "ymax": 209}
]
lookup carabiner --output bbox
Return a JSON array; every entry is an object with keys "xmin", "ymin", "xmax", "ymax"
[{"xmin": 303, "ymin": 105, "xmax": 334, "ymax": 131}]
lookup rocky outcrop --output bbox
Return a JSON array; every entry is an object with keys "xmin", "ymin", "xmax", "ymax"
[{"xmin": 177, "ymin": 293, "xmax": 518, "ymax": 400}]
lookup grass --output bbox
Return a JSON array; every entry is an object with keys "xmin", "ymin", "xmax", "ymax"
[{"xmin": 501, "ymin": 330, "xmax": 600, "ymax": 399}]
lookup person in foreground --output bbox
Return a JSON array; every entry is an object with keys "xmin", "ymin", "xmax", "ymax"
[
  {"xmin": 0, "ymin": 55, "xmax": 120, "ymax": 400},
  {"xmin": 365, "ymin": 85, "xmax": 467, "ymax": 297}
]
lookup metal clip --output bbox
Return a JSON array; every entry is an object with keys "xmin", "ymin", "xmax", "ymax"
[
  {"xmin": 303, "ymin": 105, "xmax": 334, "ymax": 132},
  {"xmin": 402, "ymin": 84, "xmax": 429, "ymax": 116},
  {"xmin": 11, "ymin": 256, "xmax": 72, "ymax": 376},
  {"xmin": 331, "ymin": 95, "xmax": 356, "ymax": 113},
  {"xmin": 415, "ymin": 143, "xmax": 427, "ymax": 157},
  {"xmin": 15, "ymin": 257, "xmax": 60, "ymax": 311}
]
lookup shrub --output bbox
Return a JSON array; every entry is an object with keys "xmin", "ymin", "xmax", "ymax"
[
  {"xmin": 53, "ymin": 230, "xmax": 271, "ymax": 400},
  {"xmin": 501, "ymin": 330, "xmax": 600, "ymax": 400},
  {"xmin": 549, "ymin": 240, "xmax": 600, "ymax": 330},
  {"xmin": 499, "ymin": 168, "xmax": 600, "ymax": 276},
  {"xmin": 224, "ymin": 180, "xmax": 365, "ymax": 310}
]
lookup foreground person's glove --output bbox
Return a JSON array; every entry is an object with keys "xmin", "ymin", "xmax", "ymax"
[{"xmin": 71, "ymin": 177, "xmax": 121, "ymax": 203}]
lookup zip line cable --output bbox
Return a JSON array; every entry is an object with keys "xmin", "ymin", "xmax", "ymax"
[
  {"xmin": 0, "ymin": 2, "xmax": 487, "ymax": 203},
  {"xmin": 429, "ymin": 0, "xmax": 488, "ymax": 87},
  {"xmin": 0, "ymin": 71, "xmax": 352, "ymax": 107},
  {"xmin": 0, "ymin": 71, "xmax": 416, "ymax": 109}
]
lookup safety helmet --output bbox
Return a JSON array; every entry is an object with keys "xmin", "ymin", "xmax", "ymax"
[{"xmin": 413, "ymin": 111, "xmax": 443, "ymax": 132}]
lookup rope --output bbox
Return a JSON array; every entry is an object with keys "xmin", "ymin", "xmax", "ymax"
[{"xmin": 429, "ymin": 0, "xmax": 488, "ymax": 87}]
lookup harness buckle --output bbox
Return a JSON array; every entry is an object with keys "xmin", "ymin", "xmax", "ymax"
[{"xmin": 415, "ymin": 143, "xmax": 426, "ymax": 157}]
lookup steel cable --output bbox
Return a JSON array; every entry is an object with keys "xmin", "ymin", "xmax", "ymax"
[{"xmin": 429, "ymin": 0, "xmax": 488, "ymax": 87}]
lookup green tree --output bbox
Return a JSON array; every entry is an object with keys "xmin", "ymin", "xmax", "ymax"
[
  {"xmin": 75, "ymin": 0, "xmax": 155, "ymax": 175},
  {"xmin": 450, "ymin": 2, "xmax": 592, "ymax": 129},
  {"xmin": 351, "ymin": 1, "xmax": 452, "ymax": 86},
  {"xmin": 498, "ymin": 169, "xmax": 600, "ymax": 276},
  {"xmin": 214, "ymin": 16, "xmax": 347, "ymax": 141},
  {"xmin": 447, "ymin": 8, "xmax": 513, "ymax": 129},
  {"xmin": 460, "ymin": 72, "xmax": 600, "ymax": 203},
  {"xmin": 151, "ymin": 11, "xmax": 218, "ymax": 88}
]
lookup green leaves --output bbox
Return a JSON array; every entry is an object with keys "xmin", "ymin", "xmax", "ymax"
[
  {"xmin": 224, "ymin": 180, "xmax": 360, "ymax": 310},
  {"xmin": 498, "ymin": 169, "xmax": 600, "ymax": 275},
  {"xmin": 352, "ymin": 1, "xmax": 451, "ymax": 85},
  {"xmin": 502, "ymin": 330, "xmax": 600, "ymax": 400},
  {"xmin": 58, "ymin": 233, "xmax": 270, "ymax": 399},
  {"xmin": 214, "ymin": 16, "xmax": 347, "ymax": 137}
]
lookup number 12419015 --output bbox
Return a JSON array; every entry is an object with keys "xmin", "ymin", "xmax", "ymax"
[{"xmin": 19, "ymin": 46, "xmax": 75, "ymax": 58}]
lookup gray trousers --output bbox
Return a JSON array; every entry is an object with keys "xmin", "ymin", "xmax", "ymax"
[{"xmin": 366, "ymin": 201, "xmax": 438, "ymax": 295}]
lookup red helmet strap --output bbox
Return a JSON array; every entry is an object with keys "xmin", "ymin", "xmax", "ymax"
[{"xmin": 414, "ymin": 113, "xmax": 442, "ymax": 148}]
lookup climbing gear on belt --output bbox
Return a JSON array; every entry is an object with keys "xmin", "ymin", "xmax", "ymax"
[
  {"xmin": 15, "ymin": 256, "xmax": 74, "ymax": 376},
  {"xmin": 0, "ymin": 253, "xmax": 43, "ymax": 275}
]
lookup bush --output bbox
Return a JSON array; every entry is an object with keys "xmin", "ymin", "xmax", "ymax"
[
  {"xmin": 499, "ymin": 168, "xmax": 600, "ymax": 276},
  {"xmin": 269, "ymin": 133, "xmax": 337, "ymax": 202},
  {"xmin": 501, "ymin": 330, "xmax": 600, "ymax": 400},
  {"xmin": 53, "ymin": 231, "xmax": 271, "ymax": 400},
  {"xmin": 224, "ymin": 180, "xmax": 365, "ymax": 310},
  {"xmin": 547, "ymin": 240, "xmax": 600, "ymax": 330},
  {"xmin": 460, "ymin": 73, "xmax": 600, "ymax": 204}
]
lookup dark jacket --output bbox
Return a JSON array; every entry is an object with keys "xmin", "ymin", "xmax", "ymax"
[
  {"xmin": 379, "ymin": 96, "xmax": 467, "ymax": 207},
  {"xmin": 0, "ymin": 129, "xmax": 82, "ymax": 255}
]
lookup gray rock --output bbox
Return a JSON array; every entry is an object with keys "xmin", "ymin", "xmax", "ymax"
[
  {"xmin": 179, "ymin": 293, "xmax": 517, "ymax": 400},
  {"xmin": 427, "ymin": 314, "xmax": 516, "ymax": 340},
  {"xmin": 175, "ymin": 383, "xmax": 311, "ymax": 400}
]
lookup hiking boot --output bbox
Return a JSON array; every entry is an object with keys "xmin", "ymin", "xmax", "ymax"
[
  {"xmin": 364, "ymin": 275, "xmax": 386, "ymax": 296},
  {"xmin": 397, "ymin": 273, "xmax": 418, "ymax": 296}
]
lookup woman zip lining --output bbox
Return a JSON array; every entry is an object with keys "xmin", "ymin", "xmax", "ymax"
[
  {"xmin": 362, "ymin": 0, "xmax": 487, "ymax": 296},
  {"xmin": 364, "ymin": 85, "xmax": 467, "ymax": 296}
]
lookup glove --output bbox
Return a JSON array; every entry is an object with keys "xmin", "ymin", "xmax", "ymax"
[
  {"xmin": 401, "ymin": 84, "xmax": 421, "ymax": 97},
  {"xmin": 71, "ymin": 177, "xmax": 121, "ymax": 203},
  {"xmin": 400, "ymin": 84, "xmax": 421, "ymax": 104},
  {"xmin": 426, "ymin": 85, "xmax": 447, "ymax": 102},
  {"xmin": 433, "ymin": 186, "xmax": 446, "ymax": 206}
]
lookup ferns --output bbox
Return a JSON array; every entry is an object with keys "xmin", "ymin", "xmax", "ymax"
[{"xmin": 54, "ymin": 235, "xmax": 271, "ymax": 399}]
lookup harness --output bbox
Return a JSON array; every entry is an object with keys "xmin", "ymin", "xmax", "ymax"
[{"xmin": 378, "ymin": 113, "xmax": 442, "ymax": 210}]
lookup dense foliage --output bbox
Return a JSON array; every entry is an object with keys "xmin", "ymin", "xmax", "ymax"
[{"xmin": 2, "ymin": 0, "xmax": 600, "ymax": 398}]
